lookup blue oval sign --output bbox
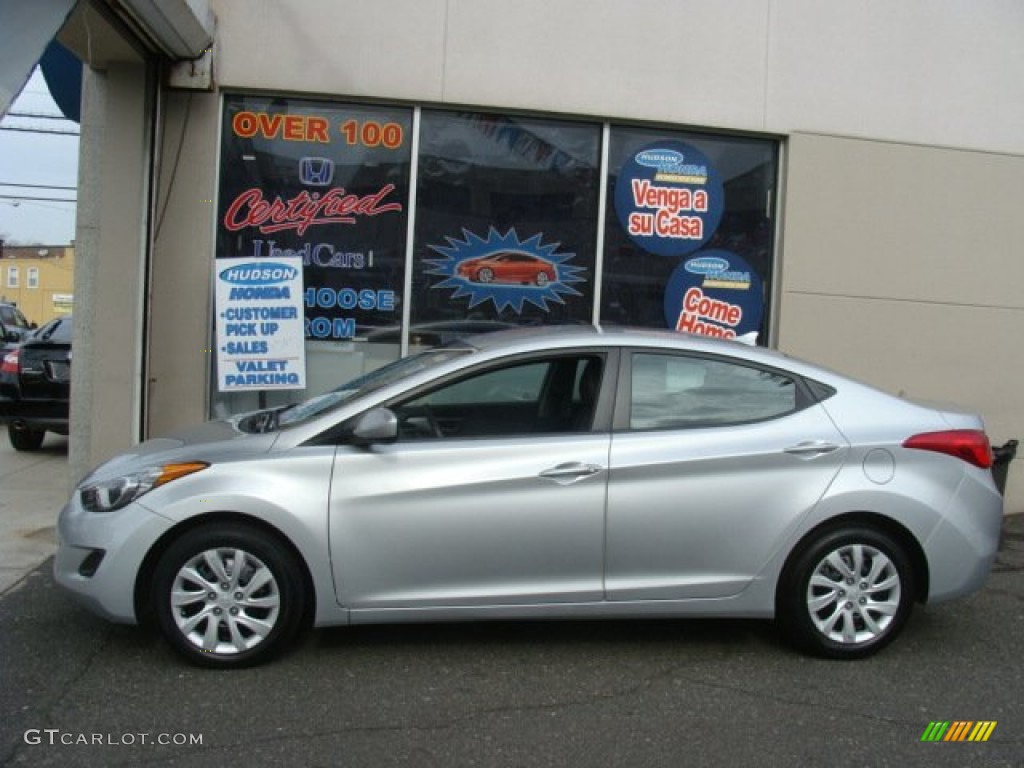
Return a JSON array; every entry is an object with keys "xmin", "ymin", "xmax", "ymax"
[
  {"xmin": 685, "ymin": 256, "xmax": 731, "ymax": 275},
  {"xmin": 219, "ymin": 262, "xmax": 298, "ymax": 285},
  {"xmin": 635, "ymin": 149, "xmax": 685, "ymax": 169},
  {"xmin": 614, "ymin": 140, "xmax": 724, "ymax": 258}
]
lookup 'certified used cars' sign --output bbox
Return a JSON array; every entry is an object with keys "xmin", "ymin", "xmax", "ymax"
[{"xmin": 215, "ymin": 257, "xmax": 306, "ymax": 391}]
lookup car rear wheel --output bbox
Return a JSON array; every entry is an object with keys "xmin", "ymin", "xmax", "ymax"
[
  {"xmin": 477, "ymin": 268, "xmax": 495, "ymax": 283},
  {"xmin": 8, "ymin": 423, "xmax": 45, "ymax": 451},
  {"xmin": 778, "ymin": 526, "xmax": 914, "ymax": 659},
  {"xmin": 151, "ymin": 523, "xmax": 308, "ymax": 668}
]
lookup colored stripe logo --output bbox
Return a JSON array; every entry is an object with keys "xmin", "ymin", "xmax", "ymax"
[{"xmin": 921, "ymin": 721, "xmax": 997, "ymax": 742}]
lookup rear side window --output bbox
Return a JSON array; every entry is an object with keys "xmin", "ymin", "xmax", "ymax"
[{"xmin": 629, "ymin": 353, "xmax": 798, "ymax": 430}]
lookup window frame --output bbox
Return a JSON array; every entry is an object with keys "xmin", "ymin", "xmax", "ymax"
[
  {"xmin": 6, "ymin": 266, "xmax": 18, "ymax": 289},
  {"xmin": 612, "ymin": 348, "xmax": 818, "ymax": 432},
  {"xmin": 27, "ymin": 267, "xmax": 39, "ymax": 289}
]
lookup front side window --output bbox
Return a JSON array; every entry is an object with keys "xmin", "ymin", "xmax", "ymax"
[
  {"xmin": 392, "ymin": 355, "xmax": 604, "ymax": 439},
  {"xmin": 629, "ymin": 353, "xmax": 796, "ymax": 430}
]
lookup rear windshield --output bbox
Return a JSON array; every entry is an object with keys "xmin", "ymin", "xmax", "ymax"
[{"xmin": 36, "ymin": 316, "xmax": 73, "ymax": 343}]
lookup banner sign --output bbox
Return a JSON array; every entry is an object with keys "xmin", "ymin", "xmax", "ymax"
[
  {"xmin": 614, "ymin": 140, "xmax": 724, "ymax": 257},
  {"xmin": 217, "ymin": 96, "xmax": 411, "ymax": 342},
  {"xmin": 215, "ymin": 257, "xmax": 307, "ymax": 391},
  {"xmin": 663, "ymin": 250, "xmax": 764, "ymax": 344}
]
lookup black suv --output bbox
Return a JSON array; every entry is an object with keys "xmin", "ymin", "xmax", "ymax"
[{"xmin": 0, "ymin": 315, "xmax": 72, "ymax": 451}]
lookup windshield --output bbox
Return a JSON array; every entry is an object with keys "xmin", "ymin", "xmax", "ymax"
[{"xmin": 261, "ymin": 346, "xmax": 473, "ymax": 430}]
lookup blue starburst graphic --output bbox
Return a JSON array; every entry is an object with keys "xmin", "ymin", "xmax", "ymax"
[{"xmin": 424, "ymin": 228, "xmax": 586, "ymax": 313}]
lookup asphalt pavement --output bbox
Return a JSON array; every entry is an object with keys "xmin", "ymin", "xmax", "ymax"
[{"xmin": 1, "ymin": 437, "xmax": 1023, "ymax": 766}]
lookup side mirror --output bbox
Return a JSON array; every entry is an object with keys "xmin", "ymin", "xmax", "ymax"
[
  {"xmin": 29, "ymin": 322, "xmax": 38, "ymax": 330},
  {"xmin": 351, "ymin": 407, "xmax": 398, "ymax": 445}
]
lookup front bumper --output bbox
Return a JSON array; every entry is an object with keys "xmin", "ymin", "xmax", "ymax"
[{"xmin": 54, "ymin": 493, "xmax": 175, "ymax": 623}]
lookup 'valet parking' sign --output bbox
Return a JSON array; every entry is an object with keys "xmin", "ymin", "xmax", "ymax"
[{"xmin": 214, "ymin": 257, "xmax": 306, "ymax": 392}]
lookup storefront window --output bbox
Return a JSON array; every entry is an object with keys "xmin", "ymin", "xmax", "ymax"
[
  {"xmin": 211, "ymin": 98, "xmax": 779, "ymax": 418},
  {"xmin": 409, "ymin": 111, "xmax": 602, "ymax": 347},
  {"xmin": 214, "ymin": 95, "xmax": 412, "ymax": 416},
  {"xmin": 601, "ymin": 128, "xmax": 777, "ymax": 344}
]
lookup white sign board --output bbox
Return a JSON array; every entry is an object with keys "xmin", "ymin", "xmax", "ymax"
[{"xmin": 215, "ymin": 257, "xmax": 306, "ymax": 392}]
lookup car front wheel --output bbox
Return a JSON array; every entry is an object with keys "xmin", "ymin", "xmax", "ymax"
[
  {"xmin": 8, "ymin": 423, "xmax": 45, "ymax": 451},
  {"xmin": 151, "ymin": 523, "xmax": 308, "ymax": 667},
  {"xmin": 778, "ymin": 526, "xmax": 914, "ymax": 659}
]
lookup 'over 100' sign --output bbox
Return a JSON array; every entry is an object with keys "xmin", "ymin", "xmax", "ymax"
[{"xmin": 215, "ymin": 257, "xmax": 307, "ymax": 392}]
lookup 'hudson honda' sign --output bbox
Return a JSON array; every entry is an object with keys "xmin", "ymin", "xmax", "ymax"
[{"xmin": 214, "ymin": 258, "xmax": 307, "ymax": 392}]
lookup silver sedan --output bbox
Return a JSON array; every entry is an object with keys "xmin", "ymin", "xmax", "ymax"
[{"xmin": 55, "ymin": 327, "xmax": 1003, "ymax": 667}]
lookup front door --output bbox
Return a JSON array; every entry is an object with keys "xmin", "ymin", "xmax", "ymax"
[{"xmin": 329, "ymin": 353, "xmax": 612, "ymax": 610}]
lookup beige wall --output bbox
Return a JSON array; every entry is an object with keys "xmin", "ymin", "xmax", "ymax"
[
  {"xmin": 212, "ymin": 0, "xmax": 1024, "ymax": 157},
  {"xmin": 779, "ymin": 133, "xmax": 1024, "ymax": 511}
]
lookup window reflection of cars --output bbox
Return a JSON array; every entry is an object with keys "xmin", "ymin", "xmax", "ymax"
[{"xmin": 456, "ymin": 252, "xmax": 556, "ymax": 286}]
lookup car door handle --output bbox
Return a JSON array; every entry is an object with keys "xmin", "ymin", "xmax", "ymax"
[
  {"xmin": 539, "ymin": 462, "xmax": 604, "ymax": 483},
  {"xmin": 784, "ymin": 441, "xmax": 841, "ymax": 458}
]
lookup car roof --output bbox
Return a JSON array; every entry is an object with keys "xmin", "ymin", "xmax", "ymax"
[
  {"xmin": 458, "ymin": 324, "xmax": 836, "ymax": 379},
  {"xmin": 466, "ymin": 324, "xmax": 770, "ymax": 354}
]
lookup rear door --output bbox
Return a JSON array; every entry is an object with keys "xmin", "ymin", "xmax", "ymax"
[{"xmin": 605, "ymin": 349, "xmax": 848, "ymax": 601}]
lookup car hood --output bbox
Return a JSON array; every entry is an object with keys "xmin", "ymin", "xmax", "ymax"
[{"xmin": 77, "ymin": 418, "xmax": 280, "ymax": 486}]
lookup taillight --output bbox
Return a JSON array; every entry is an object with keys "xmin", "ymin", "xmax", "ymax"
[
  {"xmin": 1, "ymin": 349, "xmax": 18, "ymax": 375},
  {"xmin": 903, "ymin": 430, "xmax": 993, "ymax": 469}
]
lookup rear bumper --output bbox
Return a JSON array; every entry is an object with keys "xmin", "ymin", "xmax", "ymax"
[
  {"xmin": 923, "ymin": 469, "xmax": 1004, "ymax": 602},
  {"xmin": 0, "ymin": 396, "xmax": 69, "ymax": 431}
]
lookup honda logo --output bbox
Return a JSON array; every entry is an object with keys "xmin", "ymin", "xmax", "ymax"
[{"xmin": 298, "ymin": 157, "xmax": 335, "ymax": 186}]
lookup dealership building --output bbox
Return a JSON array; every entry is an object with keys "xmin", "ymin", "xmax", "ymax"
[{"xmin": 5, "ymin": 0, "xmax": 1023, "ymax": 510}]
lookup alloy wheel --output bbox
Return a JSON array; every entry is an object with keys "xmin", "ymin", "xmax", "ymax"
[
  {"xmin": 170, "ymin": 547, "xmax": 282, "ymax": 654},
  {"xmin": 805, "ymin": 543, "xmax": 901, "ymax": 645}
]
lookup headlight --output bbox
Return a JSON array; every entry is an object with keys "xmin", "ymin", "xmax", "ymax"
[{"xmin": 80, "ymin": 462, "xmax": 208, "ymax": 513}]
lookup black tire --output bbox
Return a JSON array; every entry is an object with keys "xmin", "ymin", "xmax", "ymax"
[
  {"xmin": 8, "ymin": 423, "xmax": 45, "ymax": 451},
  {"xmin": 151, "ymin": 523, "xmax": 308, "ymax": 668},
  {"xmin": 777, "ymin": 526, "xmax": 914, "ymax": 659},
  {"xmin": 477, "ymin": 267, "xmax": 495, "ymax": 283}
]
